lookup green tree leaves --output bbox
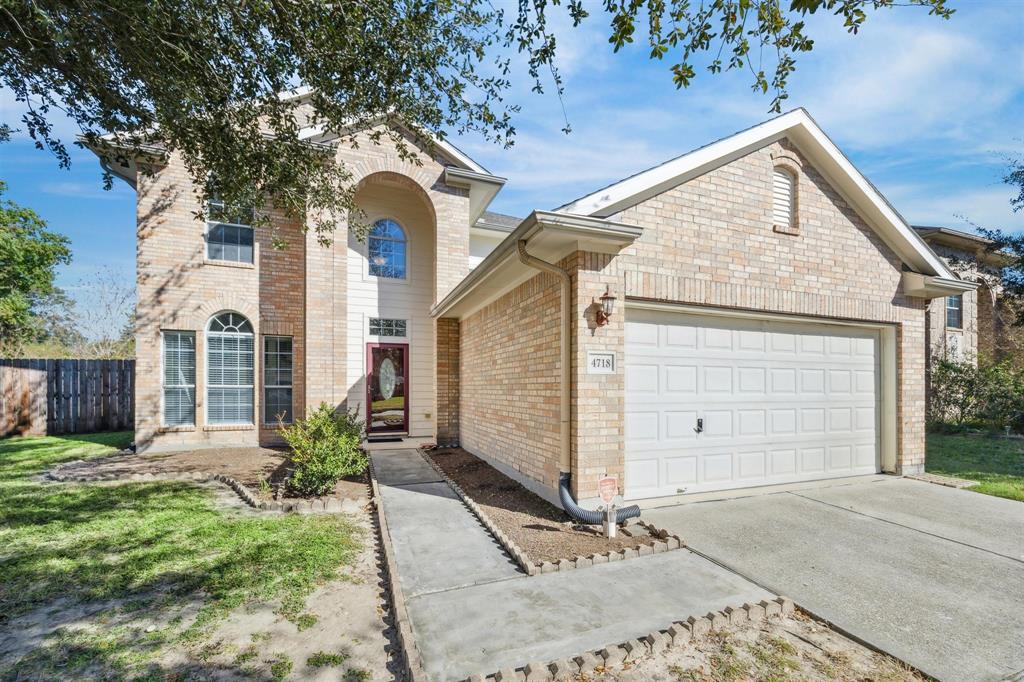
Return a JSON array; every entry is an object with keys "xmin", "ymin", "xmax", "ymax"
[
  {"xmin": 0, "ymin": 0, "xmax": 953, "ymax": 246},
  {"xmin": 0, "ymin": 181, "xmax": 71, "ymax": 353}
]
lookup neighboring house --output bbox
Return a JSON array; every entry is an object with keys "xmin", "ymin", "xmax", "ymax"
[
  {"xmin": 912, "ymin": 226, "xmax": 1008, "ymax": 366},
  {"xmin": 90, "ymin": 105, "xmax": 973, "ymax": 506}
]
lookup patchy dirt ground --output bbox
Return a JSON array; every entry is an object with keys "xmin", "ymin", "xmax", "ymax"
[
  {"xmin": 427, "ymin": 448, "xmax": 660, "ymax": 564},
  {"xmin": 596, "ymin": 611, "xmax": 922, "ymax": 681},
  {"xmin": 51, "ymin": 446, "xmax": 368, "ymax": 500},
  {"xmin": 151, "ymin": 512, "xmax": 396, "ymax": 681},
  {"xmin": 1, "ymin": 481, "xmax": 396, "ymax": 682}
]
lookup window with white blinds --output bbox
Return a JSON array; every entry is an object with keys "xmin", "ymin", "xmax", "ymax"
[
  {"xmin": 772, "ymin": 167, "xmax": 796, "ymax": 229},
  {"xmin": 206, "ymin": 312, "xmax": 254, "ymax": 424},
  {"xmin": 162, "ymin": 331, "xmax": 195, "ymax": 426},
  {"xmin": 263, "ymin": 336, "xmax": 293, "ymax": 424}
]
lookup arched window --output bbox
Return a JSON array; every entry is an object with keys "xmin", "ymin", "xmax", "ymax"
[
  {"xmin": 772, "ymin": 167, "xmax": 797, "ymax": 232},
  {"xmin": 368, "ymin": 219, "xmax": 407, "ymax": 279},
  {"xmin": 206, "ymin": 312, "xmax": 254, "ymax": 424}
]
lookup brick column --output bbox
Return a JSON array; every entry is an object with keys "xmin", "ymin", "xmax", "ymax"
[
  {"xmin": 569, "ymin": 251, "xmax": 626, "ymax": 503},
  {"xmin": 436, "ymin": 318, "xmax": 460, "ymax": 445}
]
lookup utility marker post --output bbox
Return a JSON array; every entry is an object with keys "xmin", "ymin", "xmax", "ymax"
[{"xmin": 598, "ymin": 475, "xmax": 619, "ymax": 539}]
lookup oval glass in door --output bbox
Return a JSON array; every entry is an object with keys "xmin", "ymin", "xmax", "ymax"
[{"xmin": 367, "ymin": 344, "xmax": 408, "ymax": 433}]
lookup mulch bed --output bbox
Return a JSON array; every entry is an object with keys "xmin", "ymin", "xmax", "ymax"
[
  {"xmin": 50, "ymin": 446, "xmax": 368, "ymax": 501},
  {"xmin": 426, "ymin": 447, "xmax": 659, "ymax": 564}
]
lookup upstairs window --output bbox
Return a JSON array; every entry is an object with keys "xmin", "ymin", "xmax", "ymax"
[
  {"xmin": 206, "ymin": 312, "xmax": 254, "ymax": 424},
  {"xmin": 207, "ymin": 196, "xmax": 255, "ymax": 263},
  {"xmin": 772, "ymin": 167, "xmax": 797, "ymax": 232},
  {"xmin": 946, "ymin": 294, "xmax": 963, "ymax": 329},
  {"xmin": 368, "ymin": 219, "xmax": 407, "ymax": 279}
]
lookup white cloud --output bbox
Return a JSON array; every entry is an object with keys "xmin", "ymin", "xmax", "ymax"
[
  {"xmin": 789, "ymin": 8, "xmax": 1024, "ymax": 150},
  {"xmin": 41, "ymin": 181, "xmax": 128, "ymax": 200}
]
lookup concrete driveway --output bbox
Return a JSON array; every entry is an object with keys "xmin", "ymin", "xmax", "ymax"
[{"xmin": 645, "ymin": 477, "xmax": 1024, "ymax": 682}]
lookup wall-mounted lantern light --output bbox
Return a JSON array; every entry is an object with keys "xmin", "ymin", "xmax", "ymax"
[{"xmin": 595, "ymin": 286, "xmax": 617, "ymax": 326}]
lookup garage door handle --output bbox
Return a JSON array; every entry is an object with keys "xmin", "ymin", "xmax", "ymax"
[{"xmin": 694, "ymin": 418, "xmax": 703, "ymax": 434}]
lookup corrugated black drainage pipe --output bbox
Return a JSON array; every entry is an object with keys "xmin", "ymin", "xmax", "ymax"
[{"xmin": 559, "ymin": 472, "xmax": 641, "ymax": 525}]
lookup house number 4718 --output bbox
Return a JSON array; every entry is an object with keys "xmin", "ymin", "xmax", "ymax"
[{"xmin": 587, "ymin": 351, "xmax": 616, "ymax": 374}]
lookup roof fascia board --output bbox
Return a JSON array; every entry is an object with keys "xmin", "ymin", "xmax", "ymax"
[
  {"xmin": 556, "ymin": 113, "xmax": 798, "ymax": 217},
  {"xmin": 432, "ymin": 211, "xmax": 642, "ymax": 319}
]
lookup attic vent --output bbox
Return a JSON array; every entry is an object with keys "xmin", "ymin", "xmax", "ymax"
[{"xmin": 772, "ymin": 167, "xmax": 797, "ymax": 233}]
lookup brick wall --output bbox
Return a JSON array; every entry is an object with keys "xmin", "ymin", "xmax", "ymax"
[
  {"xmin": 135, "ymin": 153, "xmax": 266, "ymax": 452},
  {"xmin": 459, "ymin": 269, "xmax": 563, "ymax": 497},
  {"xmin": 259, "ymin": 206, "xmax": 306, "ymax": 444},
  {"xmin": 569, "ymin": 251, "xmax": 626, "ymax": 501},
  {"xmin": 436, "ymin": 318, "xmax": 460, "ymax": 445}
]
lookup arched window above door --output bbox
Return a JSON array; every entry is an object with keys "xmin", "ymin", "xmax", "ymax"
[{"xmin": 368, "ymin": 219, "xmax": 407, "ymax": 280}]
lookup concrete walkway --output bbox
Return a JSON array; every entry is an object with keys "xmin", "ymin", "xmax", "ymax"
[
  {"xmin": 646, "ymin": 477, "xmax": 1024, "ymax": 682},
  {"xmin": 371, "ymin": 449, "xmax": 775, "ymax": 681},
  {"xmin": 371, "ymin": 449, "xmax": 521, "ymax": 598}
]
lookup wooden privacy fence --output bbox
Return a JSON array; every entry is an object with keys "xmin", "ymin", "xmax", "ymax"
[{"xmin": 0, "ymin": 359, "xmax": 135, "ymax": 437}]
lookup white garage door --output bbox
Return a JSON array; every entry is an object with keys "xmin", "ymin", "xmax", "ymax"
[{"xmin": 625, "ymin": 308, "xmax": 880, "ymax": 500}]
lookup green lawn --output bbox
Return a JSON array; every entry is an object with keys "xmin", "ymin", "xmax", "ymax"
[
  {"xmin": 926, "ymin": 432, "xmax": 1024, "ymax": 502},
  {"xmin": 0, "ymin": 432, "xmax": 360, "ymax": 679}
]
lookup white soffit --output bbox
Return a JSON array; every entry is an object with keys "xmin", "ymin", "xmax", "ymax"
[
  {"xmin": 432, "ymin": 211, "xmax": 643, "ymax": 320},
  {"xmin": 556, "ymin": 108, "xmax": 955, "ymax": 279}
]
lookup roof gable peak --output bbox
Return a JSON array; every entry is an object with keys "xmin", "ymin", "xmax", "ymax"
[{"xmin": 556, "ymin": 108, "xmax": 954, "ymax": 280}]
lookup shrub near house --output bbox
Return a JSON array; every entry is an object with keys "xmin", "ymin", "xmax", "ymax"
[
  {"xmin": 281, "ymin": 403, "xmax": 367, "ymax": 496},
  {"xmin": 929, "ymin": 357, "xmax": 1024, "ymax": 433}
]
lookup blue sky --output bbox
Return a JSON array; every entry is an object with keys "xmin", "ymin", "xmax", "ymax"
[{"xmin": 1, "ymin": 0, "xmax": 1021, "ymax": 299}]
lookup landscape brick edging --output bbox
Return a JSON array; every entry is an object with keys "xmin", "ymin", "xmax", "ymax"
[
  {"xmin": 367, "ymin": 456, "xmax": 430, "ymax": 682},
  {"xmin": 46, "ymin": 461, "xmax": 368, "ymax": 514},
  {"xmin": 420, "ymin": 450, "xmax": 685, "ymax": 576},
  {"xmin": 469, "ymin": 597, "xmax": 797, "ymax": 682}
]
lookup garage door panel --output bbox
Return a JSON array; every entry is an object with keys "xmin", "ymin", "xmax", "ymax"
[
  {"xmin": 625, "ymin": 308, "xmax": 881, "ymax": 499},
  {"xmin": 665, "ymin": 456, "xmax": 698, "ymax": 486},
  {"xmin": 664, "ymin": 365, "xmax": 698, "ymax": 394},
  {"xmin": 664, "ymin": 411, "xmax": 698, "ymax": 441}
]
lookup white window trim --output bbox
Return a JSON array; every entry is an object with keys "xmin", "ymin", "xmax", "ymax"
[
  {"xmin": 205, "ymin": 314, "xmax": 255, "ymax": 426},
  {"xmin": 263, "ymin": 335, "xmax": 293, "ymax": 426},
  {"xmin": 161, "ymin": 330, "xmax": 196, "ymax": 428},
  {"xmin": 360, "ymin": 216, "xmax": 411, "ymax": 286}
]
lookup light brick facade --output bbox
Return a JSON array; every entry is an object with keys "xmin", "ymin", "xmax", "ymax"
[
  {"xmin": 129, "ymin": 112, "xmax": 941, "ymax": 501},
  {"xmin": 459, "ymin": 269, "xmax": 564, "ymax": 495},
  {"xmin": 133, "ymin": 125, "xmax": 472, "ymax": 452}
]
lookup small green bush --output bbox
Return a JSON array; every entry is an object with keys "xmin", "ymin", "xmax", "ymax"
[{"xmin": 281, "ymin": 403, "xmax": 367, "ymax": 496}]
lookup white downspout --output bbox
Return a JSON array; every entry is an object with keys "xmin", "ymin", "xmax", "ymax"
[{"xmin": 516, "ymin": 239, "xmax": 572, "ymax": 473}]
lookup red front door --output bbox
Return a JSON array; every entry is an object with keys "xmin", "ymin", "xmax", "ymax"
[{"xmin": 366, "ymin": 343, "xmax": 409, "ymax": 434}]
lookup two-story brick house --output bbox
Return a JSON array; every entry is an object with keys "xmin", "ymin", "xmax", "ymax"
[
  {"xmin": 912, "ymin": 226, "xmax": 1009, "ymax": 365},
  {"xmin": 92, "ymin": 103, "xmax": 973, "ymax": 505}
]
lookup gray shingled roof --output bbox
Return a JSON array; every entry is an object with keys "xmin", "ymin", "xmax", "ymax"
[
  {"xmin": 912, "ymin": 225, "xmax": 994, "ymax": 246},
  {"xmin": 474, "ymin": 210, "xmax": 520, "ymax": 232}
]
